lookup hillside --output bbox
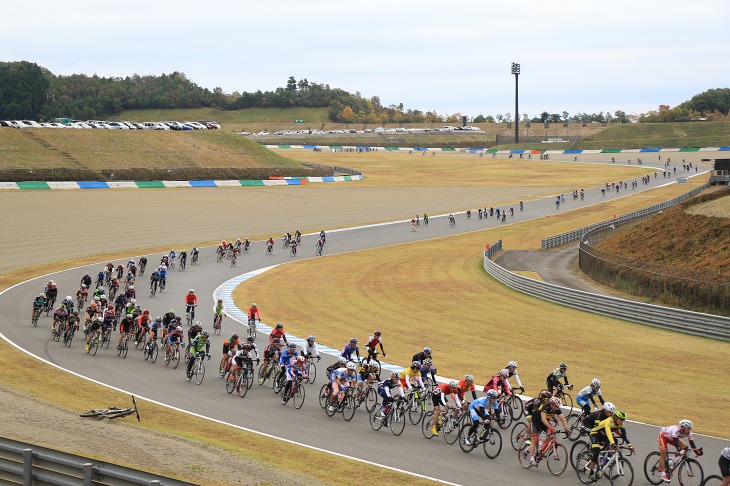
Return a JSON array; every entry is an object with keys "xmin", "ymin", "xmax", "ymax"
[
  {"xmin": 579, "ymin": 121, "xmax": 730, "ymax": 149},
  {"xmin": 0, "ymin": 128, "xmax": 320, "ymax": 181}
]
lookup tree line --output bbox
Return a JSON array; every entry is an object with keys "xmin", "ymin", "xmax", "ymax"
[{"xmin": 1, "ymin": 61, "xmax": 728, "ymax": 124}]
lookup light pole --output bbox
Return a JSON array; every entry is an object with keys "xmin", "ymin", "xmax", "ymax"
[
  {"xmin": 46, "ymin": 93, "xmax": 54, "ymax": 121},
  {"xmin": 511, "ymin": 62, "xmax": 520, "ymax": 144}
]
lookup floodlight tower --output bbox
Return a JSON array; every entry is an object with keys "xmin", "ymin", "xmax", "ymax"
[{"xmin": 511, "ymin": 62, "xmax": 520, "ymax": 144}]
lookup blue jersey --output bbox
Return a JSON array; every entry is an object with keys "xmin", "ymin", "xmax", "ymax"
[
  {"xmin": 279, "ymin": 349, "xmax": 297, "ymax": 366},
  {"xmin": 341, "ymin": 343, "xmax": 359, "ymax": 360},
  {"xmin": 471, "ymin": 397, "xmax": 498, "ymax": 411},
  {"xmin": 334, "ymin": 369, "xmax": 356, "ymax": 383},
  {"xmin": 159, "ymin": 268, "xmax": 167, "ymax": 278}
]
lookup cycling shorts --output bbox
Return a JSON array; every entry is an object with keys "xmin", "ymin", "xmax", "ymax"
[
  {"xmin": 431, "ymin": 394, "xmax": 445, "ymax": 408},
  {"xmin": 120, "ymin": 321, "xmax": 134, "ymax": 333},
  {"xmin": 150, "ymin": 329, "xmax": 158, "ymax": 339},
  {"xmin": 223, "ymin": 343, "xmax": 230, "ymax": 354},
  {"xmin": 657, "ymin": 433, "xmax": 672, "ymax": 450},
  {"xmin": 720, "ymin": 455, "xmax": 730, "ymax": 478},
  {"xmin": 167, "ymin": 336, "xmax": 180, "ymax": 345},
  {"xmin": 234, "ymin": 356, "xmax": 250, "ymax": 368}
]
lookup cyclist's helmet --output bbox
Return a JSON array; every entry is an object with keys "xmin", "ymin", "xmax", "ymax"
[
  {"xmin": 73, "ymin": 310, "xmax": 79, "ymax": 315},
  {"xmin": 307, "ymin": 336, "xmax": 315, "ymax": 342},
  {"xmin": 465, "ymin": 374, "xmax": 474, "ymax": 382},
  {"xmin": 424, "ymin": 347, "xmax": 432, "ymax": 354},
  {"xmin": 391, "ymin": 371, "xmax": 400, "ymax": 380},
  {"xmin": 97, "ymin": 316, "xmax": 104, "ymax": 322},
  {"xmin": 539, "ymin": 390, "xmax": 552, "ymax": 400},
  {"xmin": 499, "ymin": 368, "xmax": 509, "ymax": 378},
  {"xmin": 231, "ymin": 333, "xmax": 239, "ymax": 340},
  {"xmin": 195, "ymin": 321, "xmax": 203, "ymax": 327},
  {"xmin": 81, "ymin": 284, "xmax": 87, "ymax": 289},
  {"xmin": 679, "ymin": 419, "xmax": 693, "ymax": 429},
  {"xmin": 411, "ymin": 361, "xmax": 422, "ymax": 369},
  {"xmin": 276, "ymin": 323, "xmax": 284, "ymax": 329},
  {"xmin": 350, "ymin": 338, "xmax": 358, "ymax": 344},
  {"xmin": 550, "ymin": 397, "xmax": 561, "ymax": 407},
  {"xmin": 297, "ymin": 356, "xmax": 305, "ymax": 364},
  {"xmin": 217, "ymin": 298, "xmax": 223, "ymax": 303},
  {"xmin": 374, "ymin": 330, "xmax": 381, "ymax": 336},
  {"xmin": 156, "ymin": 316, "xmax": 162, "ymax": 322},
  {"xmin": 288, "ymin": 343, "xmax": 296, "ymax": 349},
  {"xmin": 603, "ymin": 402, "xmax": 616, "ymax": 413},
  {"xmin": 129, "ymin": 285, "xmax": 134, "ymax": 290},
  {"xmin": 337, "ymin": 357, "xmax": 347, "ymax": 366},
  {"xmin": 273, "ymin": 338, "xmax": 281, "ymax": 344},
  {"xmin": 591, "ymin": 378, "xmax": 601, "ymax": 388},
  {"xmin": 423, "ymin": 358, "xmax": 433, "ymax": 366},
  {"xmin": 486, "ymin": 389, "xmax": 500, "ymax": 398},
  {"xmin": 559, "ymin": 362, "xmax": 568, "ymax": 370},
  {"xmin": 252, "ymin": 303, "xmax": 257, "ymax": 308},
  {"xmin": 39, "ymin": 292, "xmax": 45, "ymax": 298},
  {"xmin": 65, "ymin": 295, "xmax": 72, "ymax": 301},
  {"xmin": 201, "ymin": 330, "xmax": 210, "ymax": 338},
  {"xmin": 143, "ymin": 309, "xmax": 149, "ymax": 314},
  {"xmin": 346, "ymin": 362, "xmax": 357, "ymax": 371},
  {"xmin": 176, "ymin": 326, "xmax": 183, "ymax": 332},
  {"xmin": 507, "ymin": 361, "xmax": 517, "ymax": 368},
  {"xmin": 448, "ymin": 380, "xmax": 458, "ymax": 388},
  {"xmin": 613, "ymin": 410, "xmax": 627, "ymax": 420},
  {"xmin": 126, "ymin": 314, "xmax": 133, "ymax": 318},
  {"xmin": 188, "ymin": 289, "xmax": 194, "ymax": 294},
  {"xmin": 169, "ymin": 309, "xmax": 175, "ymax": 314},
  {"xmin": 130, "ymin": 299, "xmax": 136, "ymax": 304},
  {"xmin": 247, "ymin": 336, "xmax": 254, "ymax": 343}
]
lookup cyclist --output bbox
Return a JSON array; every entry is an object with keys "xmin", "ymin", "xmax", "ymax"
[
  {"xmin": 523, "ymin": 390, "xmax": 553, "ymax": 444},
  {"xmin": 281, "ymin": 355, "xmax": 307, "ymax": 404},
  {"xmin": 504, "ymin": 361, "xmax": 523, "ymax": 391},
  {"xmin": 399, "ymin": 361, "xmax": 425, "ymax": 392},
  {"xmin": 364, "ymin": 330, "xmax": 386, "ymax": 365},
  {"xmin": 269, "ymin": 323, "xmax": 288, "ymax": 344},
  {"xmin": 294, "ymin": 230, "xmax": 301, "ymax": 244},
  {"xmin": 80, "ymin": 273, "xmax": 92, "ymax": 289},
  {"xmin": 32, "ymin": 293, "xmax": 46, "ymax": 322},
  {"xmin": 316, "ymin": 238, "xmax": 324, "ymax": 254},
  {"xmin": 147, "ymin": 316, "xmax": 163, "ymax": 347},
  {"xmin": 44, "ymin": 281, "xmax": 58, "ymax": 309},
  {"xmin": 191, "ymin": 247, "xmax": 199, "ymax": 264},
  {"xmin": 657, "ymin": 420, "xmax": 703, "ymax": 482},
  {"xmin": 228, "ymin": 342, "xmax": 254, "ymax": 380},
  {"xmin": 526, "ymin": 396, "xmax": 570, "ymax": 466},
  {"xmin": 64, "ymin": 310, "xmax": 80, "ymax": 341},
  {"xmin": 149, "ymin": 269, "xmax": 160, "ymax": 292},
  {"xmin": 138, "ymin": 256, "xmax": 147, "ymax": 275},
  {"xmin": 278, "ymin": 342, "xmax": 298, "ymax": 375},
  {"xmin": 484, "ymin": 369, "xmax": 514, "ymax": 400},
  {"xmin": 109, "ymin": 276, "xmax": 120, "ymax": 296},
  {"xmin": 245, "ymin": 336, "xmax": 260, "ymax": 363},
  {"xmin": 319, "ymin": 230, "xmax": 326, "ymax": 245},
  {"xmin": 185, "ymin": 289, "xmax": 198, "ymax": 320},
  {"xmin": 341, "ymin": 338, "xmax": 360, "ymax": 362},
  {"xmin": 412, "ymin": 346, "xmax": 432, "ymax": 365},
  {"xmin": 582, "ymin": 401, "xmax": 616, "ymax": 430},
  {"xmin": 163, "ymin": 309, "xmax": 176, "ymax": 328},
  {"xmin": 158, "ymin": 265, "xmax": 168, "ymax": 290},
  {"xmin": 116, "ymin": 313, "xmax": 135, "ymax": 349},
  {"xmin": 185, "ymin": 321, "xmax": 203, "ymax": 359},
  {"xmin": 301, "ymin": 335, "xmax": 320, "ymax": 362},
  {"xmin": 179, "ymin": 250, "xmax": 187, "ymax": 269},
  {"xmin": 325, "ymin": 357, "xmax": 348, "ymax": 395},
  {"xmin": 96, "ymin": 271, "xmax": 105, "ymax": 289},
  {"xmin": 584, "ymin": 411, "xmax": 634, "ymax": 481},
  {"xmin": 135, "ymin": 309, "xmax": 151, "ymax": 345},
  {"xmin": 76, "ymin": 284, "xmax": 88, "ymax": 306},
  {"xmin": 718, "ymin": 446, "xmax": 730, "ymax": 486},
  {"xmin": 420, "ymin": 357, "xmax": 437, "ymax": 385},
  {"xmin": 259, "ymin": 338, "xmax": 283, "ymax": 384},
  {"xmin": 165, "ymin": 325, "xmax": 185, "ymax": 358},
  {"xmin": 84, "ymin": 316, "xmax": 104, "ymax": 351},
  {"xmin": 464, "ymin": 389, "xmax": 501, "ymax": 445},
  {"xmin": 458, "ymin": 374, "xmax": 478, "ymax": 402},
  {"xmin": 546, "ymin": 362, "xmax": 573, "ymax": 394},
  {"xmin": 221, "ymin": 333, "xmax": 242, "ymax": 377},
  {"xmin": 377, "ymin": 371, "xmax": 405, "ymax": 427},
  {"xmin": 266, "ymin": 237, "xmax": 275, "ymax": 253},
  {"xmin": 160, "ymin": 254, "xmax": 169, "ymax": 267},
  {"xmin": 431, "ymin": 380, "xmax": 461, "ymax": 436},
  {"xmin": 248, "ymin": 303, "xmax": 260, "ymax": 324},
  {"xmin": 186, "ymin": 330, "xmax": 211, "ymax": 378},
  {"xmin": 115, "ymin": 264, "xmax": 124, "ymax": 279},
  {"xmin": 448, "ymin": 213, "xmax": 456, "ymax": 227},
  {"xmin": 576, "ymin": 378, "xmax": 605, "ymax": 415},
  {"xmin": 213, "ymin": 298, "xmax": 227, "ymax": 329},
  {"xmin": 329, "ymin": 361, "xmax": 357, "ymax": 410},
  {"xmin": 242, "ymin": 239, "xmax": 250, "ymax": 253},
  {"xmin": 52, "ymin": 305, "xmax": 69, "ymax": 336},
  {"xmin": 102, "ymin": 304, "xmax": 115, "ymax": 332},
  {"xmin": 289, "ymin": 240, "xmax": 298, "ymax": 256}
]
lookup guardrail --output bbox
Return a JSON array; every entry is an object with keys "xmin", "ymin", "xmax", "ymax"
[
  {"xmin": 541, "ymin": 184, "xmax": 709, "ymax": 249},
  {"xmin": 0, "ymin": 437, "xmax": 194, "ymax": 486},
  {"xmin": 483, "ymin": 243, "xmax": 730, "ymax": 341}
]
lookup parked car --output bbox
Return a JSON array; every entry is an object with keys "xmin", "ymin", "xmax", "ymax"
[
  {"xmin": 162, "ymin": 121, "xmax": 185, "ymax": 130},
  {"xmin": 183, "ymin": 121, "xmax": 207, "ymax": 130},
  {"xmin": 198, "ymin": 120, "xmax": 220, "ymax": 129}
]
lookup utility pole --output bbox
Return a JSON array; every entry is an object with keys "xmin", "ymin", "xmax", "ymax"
[
  {"xmin": 47, "ymin": 93, "xmax": 54, "ymax": 121},
  {"xmin": 511, "ymin": 62, "xmax": 520, "ymax": 144}
]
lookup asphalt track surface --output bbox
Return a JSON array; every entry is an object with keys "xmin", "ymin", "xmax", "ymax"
[{"xmin": 1, "ymin": 160, "xmax": 726, "ymax": 485}]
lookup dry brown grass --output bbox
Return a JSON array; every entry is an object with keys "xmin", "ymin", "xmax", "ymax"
[{"xmin": 233, "ymin": 182, "xmax": 730, "ymax": 439}]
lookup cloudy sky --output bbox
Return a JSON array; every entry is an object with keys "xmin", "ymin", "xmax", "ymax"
[{"xmin": 3, "ymin": 1, "xmax": 728, "ymax": 118}]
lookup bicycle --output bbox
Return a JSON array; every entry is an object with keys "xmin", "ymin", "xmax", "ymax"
[
  {"xmin": 216, "ymin": 249, "xmax": 224, "ymax": 263},
  {"xmin": 363, "ymin": 351, "xmax": 382, "ymax": 378},
  {"xmin": 63, "ymin": 324, "xmax": 75, "ymax": 348},
  {"xmin": 370, "ymin": 397, "xmax": 407, "ymax": 436},
  {"xmin": 80, "ymin": 398, "xmax": 140, "ymax": 421},
  {"xmin": 518, "ymin": 430, "xmax": 569, "ymax": 476},
  {"xmin": 191, "ymin": 253, "xmax": 199, "ymax": 265},
  {"xmin": 406, "ymin": 386, "xmax": 430, "ymax": 425},
  {"xmin": 108, "ymin": 286, "xmax": 118, "ymax": 302},
  {"xmin": 458, "ymin": 418, "xmax": 503, "ymax": 459},
  {"xmin": 150, "ymin": 280, "xmax": 158, "ymax": 297},
  {"xmin": 143, "ymin": 338, "xmax": 159, "ymax": 363},
  {"xmin": 325, "ymin": 386, "xmax": 357, "ymax": 421},
  {"xmin": 213, "ymin": 314, "xmax": 223, "ymax": 335},
  {"xmin": 282, "ymin": 375, "xmax": 306, "ymax": 409},
  {"xmin": 187, "ymin": 352, "xmax": 207, "ymax": 385},
  {"xmin": 506, "ymin": 386, "xmax": 525, "ymax": 420},
  {"xmin": 76, "ymin": 295, "xmax": 86, "ymax": 312},
  {"xmin": 164, "ymin": 342, "xmax": 182, "ymax": 368},
  {"xmin": 117, "ymin": 332, "xmax": 131, "ymax": 358},
  {"xmin": 258, "ymin": 360, "xmax": 278, "ymax": 386},
  {"xmin": 139, "ymin": 261, "xmax": 146, "ymax": 276},
  {"xmin": 353, "ymin": 382, "xmax": 378, "ymax": 413},
  {"xmin": 644, "ymin": 447, "xmax": 704, "ymax": 486},
  {"xmin": 422, "ymin": 406, "xmax": 465, "ymax": 445},
  {"xmin": 32, "ymin": 306, "xmax": 43, "ymax": 327},
  {"xmin": 567, "ymin": 409, "xmax": 591, "ymax": 441},
  {"xmin": 304, "ymin": 357, "xmax": 317, "ymax": 384},
  {"xmin": 186, "ymin": 304, "xmax": 197, "ymax": 326},
  {"xmin": 100, "ymin": 326, "xmax": 111, "ymax": 349},
  {"xmin": 315, "ymin": 244, "xmax": 323, "ymax": 256},
  {"xmin": 45, "ymin": 297, "xmax": 56, "ymax": 316},
  {"xmin": 576, "ymin": 445, "xmax": 635, "ymax": 485},
  {"xmin": 554, "ymin": 383, "xmax": 574, "ymax": 414},
  {"xmin": 179, "ymin": 258, "xmax": 186, "ymax": 271},
  {"xmin": 290, "ymin": 245, "xmax": 297, "ymax": 257},
  {"xmin": 266, "ymin": 244, "xmax": 273, "ymax": 256},
  {"xmin": 230, "ymin": 253, "xmax": 237, "ymax": 267},
  {"xmin": 226, "ymin": 359, "xmax": 254, "ymax": 398},
  {"xmin": 247, "ymin": 317, "xmax": 257, "ymax": 340},
  {"xmin": 86, "ymin": 329, "xmax": 101, "ymax": 356},
  {"xmin": 52, "ymin": 319, "xmax": 64, "ymax": 342}
]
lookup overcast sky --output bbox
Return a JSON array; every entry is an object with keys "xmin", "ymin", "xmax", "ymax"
[{"xmin": 3, "ymin": 1, "xmax": 728, "ymax": 118}]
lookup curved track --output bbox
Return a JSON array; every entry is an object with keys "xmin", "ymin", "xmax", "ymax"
[{"xmin": 1, "ymin": 161, "xmax": 726, "ymax": 485}]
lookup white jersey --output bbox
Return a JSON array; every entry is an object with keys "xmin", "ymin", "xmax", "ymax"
[
  {"xmin": 301, "ymin": 341, "xmax": 319, "ymax": 357},
  {"xmin": 660, "ymin": 425, "xmax": 692, "ymax": 441},
  {"xmin": 577, "ymin": 385, "xmax": 602, "ymax": 399}
]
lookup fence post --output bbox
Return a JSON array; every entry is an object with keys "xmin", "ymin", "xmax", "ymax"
[
  {"xmin": 83, "ymin": 463, "xmax": 93, "ymax": 486},
  {"xmin": 22, "ymin": 449, "xmax": 32, "ymax": 486}
]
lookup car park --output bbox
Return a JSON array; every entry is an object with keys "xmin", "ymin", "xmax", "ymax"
[
  {"xmin": 198, "ymin": 120, "xmax": 220, "ymax": 129},
  {"xmin": 162, "ymin": 121, "xmax": 185, "ymax": 130}
]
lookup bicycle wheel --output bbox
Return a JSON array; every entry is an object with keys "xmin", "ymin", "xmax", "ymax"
[
  {"xmin": 575, "ymin": 451, "xmax": 595, "ymax": 485},
  {"xmin": 701, "ymin": 475, "xmax": 723, "ymax": 486},
  {"xmin": 238, "ymin": 374, "xmax": 249, "ymax": 398},
  {"xmin": 102, "ymin": 333, "xmax": 110, "ymax": 349},
  {"xmin": 370, "ymin": 407, "xmax": 384, "ymax": 431},
  {"xmin": 293, "ymin": 384, "xmax": 305, "ymax": 409},
  {"xmin": 510, "ymin": 422, "xmax": 528, "ymax": 451},
  {"xmin": 151, "ymin": 344, "xmax": 159, "ymax": 363},
  {"xmin": 306, "ymin": 361, "xmax": 316, "ymax": 384},
  {"xmin": 422, "ymin": 412, "xmax": 435, "ymax": 439},
  {"xmin": 91, "ymin": 338, "xmax": 99, "ymax": 356},
  {"xmin": 245, "ymin": 366, "xmax": 254, "ymax": 389},
  {"xmin": 121, "ymin": 339, "xmax": 128, "ymax": 358},
  {"xmin": 678, "ymin": 458, "xmax": 704, "ymax": 486},
  {"xmin": 105, "ymin": 409, "xmax": 135, "ymax": 420},
  {"xmin": 510, "ymin": 396, "xmax": 525, "ymax": 420},
  {"xmin": 561, "ymin": 393, "xmax": 573, "ymax": 414},
  {"xmin": 483, "ymin": 428, "xmax": 503, "ymax": 459},
  {"xmin": 117, "ymin": 340, "xmax": 124, "ymax": 356},
  {"xmin": 570, "ymin": 439, "xmax": 591, "ymax": 471},
  {"xmin": 318, "ymin": 384, "xmax": 329, "ymax": 409},
  {"xmin": 443, "ymin": 416, "xmax": 460, "ymax": 445},
  {"xmin": 325, "ymin": 398, "xmax": 338, "ymax": 417},
  {"xmin": 458, "ymin": 423, "xmax": 477, "ymax": 453},
  {"xmin": 194, "ymin": 361, "xmax": 205, "ymax": 385},
  {"xmin": 52, "ymin": 326, "xmax": 60, "ymax": 342},
  {"xmin": 644, "ymin": 451, "xmax": 665, "ymax": 485},
  {"xmin": 365, "ymin": 387, "xmax": 378, "ymax": 413},
  {"xmin": 65, "ymin": 330, "xmax": 74, "ymax": 348},
  {"xmin": 143, "ymin": 344, "xmax": 150, "ymax": 361},
  {"xmin": 171, "ymin": 349, "xmax": 179, "ymax": 368},
  {"xmin": 273, "ymin": 371, "xmax": 284, "ymax": 394},
  {"xmin": 547, "ymin": 442, "xmax": 568, "ymax": 476},
  {"xmin": 408, "ymin": 396, "xmax": 425, "ymax": 425},
  {"xmin": 390, "ymin": 403, "xmax": 406, "ymax": 436},
  {"xmin": 336, "ymin": 392, "xmax": 354, "ymax": 420},
  {"xmin": 518, "ymin": 445, "xmax": 534, "ymax": 469},
  {"xmin": 258, "ymin": 363, "xmax": 267, "ymax": 385},
  {"xmin": 566, "ymin": 413, "xmax": 583, "ymax": 441},
  {"xmin": 226, "ymin": 373, "xmax": 237, "ymax": 394},
  {"xmin": 498, "ymin": 404, "xmax": 513, "ymax": 429},
  {"xmin": 609, "ymin": 457, "xmax": 634, "ymax": 486},
  {"xmin": 248, "ymin": 322, "xmax": 257, "ymax": 340}
]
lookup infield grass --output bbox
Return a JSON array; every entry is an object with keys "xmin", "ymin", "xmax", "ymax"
[{"xmin": 233, "ymin": 181, "xmax": 730, "ymax": 439}]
